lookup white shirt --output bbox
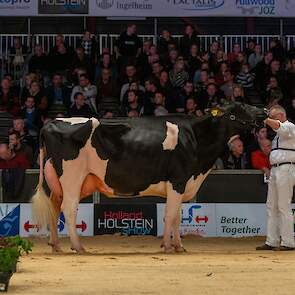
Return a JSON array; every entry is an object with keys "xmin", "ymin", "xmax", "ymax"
[{"xmin": 270, "ymin": 120, "xmax": 295, "ymax": 165}]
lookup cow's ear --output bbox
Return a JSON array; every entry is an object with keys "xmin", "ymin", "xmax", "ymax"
[{"xmin": 211, "ymin": 108, "xmax": 224, "ymax": 117}]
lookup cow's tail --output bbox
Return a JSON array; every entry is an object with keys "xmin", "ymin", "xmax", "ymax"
[{"xmin": 31, "ymin": 147, "xmax": 55, "ymax": 230}]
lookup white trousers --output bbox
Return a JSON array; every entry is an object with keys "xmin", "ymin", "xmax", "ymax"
[{"xmin": 266, "ymin": 164, "xmax": 295, "ymax": 248}]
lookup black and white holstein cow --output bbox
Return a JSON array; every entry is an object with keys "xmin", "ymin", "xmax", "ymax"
[{"xmin": 32, "ymin": 102, "xmax": 267, "ymax": 253}]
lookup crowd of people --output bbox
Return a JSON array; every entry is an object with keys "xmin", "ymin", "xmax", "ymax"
[{"xmin": 1, "ymin": 23, "xmax": 295, "ymax": 174}]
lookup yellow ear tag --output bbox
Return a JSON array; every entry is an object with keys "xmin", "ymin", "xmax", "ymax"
[{"xmin": 211, "ymin": 109, "xmax": 219, "ymax": 117}]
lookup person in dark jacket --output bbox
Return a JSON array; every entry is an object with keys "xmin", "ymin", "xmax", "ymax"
[{"xmin": 69, "ymin": 92, "xmax": 93, "ymax": 118}]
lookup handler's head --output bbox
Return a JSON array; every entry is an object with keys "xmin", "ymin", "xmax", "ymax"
[{"xmin": 269, "ymin": 105, "xmax": 287, "ymax": 123}]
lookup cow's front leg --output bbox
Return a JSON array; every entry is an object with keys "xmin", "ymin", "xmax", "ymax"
[
  {"xmin": 61, "ymin": 192, "xmax": 85, "ymax": 254},
  {"xmin": 162, "ymin": 182, "xmax": 183, "ymax": 253},
  {"xmin": 173, "ymin": 206, "xmax": 186, "ymax": 253}
]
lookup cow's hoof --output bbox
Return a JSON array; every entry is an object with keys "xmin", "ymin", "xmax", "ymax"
[
  {"xmin": 161, "ymin": 243, "xmax": 175, "ymax": 254},
  {"xmin": 71, "ymin": 247, "xmax": 87, "ymax": 254},
  {"xmin": 52, "ymin": 246, "xmax": 64, "ymax": 254},
  {"xmin": 174, "ymin": 246, "xmax": 187, "ymax": 253}
]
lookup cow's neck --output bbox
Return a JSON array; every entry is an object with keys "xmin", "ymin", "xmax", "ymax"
[{"xmin": 192, "ymin": 115, "xmax": 232, "ymax": 175}]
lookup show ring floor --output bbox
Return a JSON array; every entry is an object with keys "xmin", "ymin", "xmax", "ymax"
[{"xmin": 8, "ymin": 235, "xmax": 295, "ymax": 295}]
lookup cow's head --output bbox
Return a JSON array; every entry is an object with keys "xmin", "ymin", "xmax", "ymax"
[{"xmin": 211, "ymin": 102, "xmax": 268, "ymax": 135}]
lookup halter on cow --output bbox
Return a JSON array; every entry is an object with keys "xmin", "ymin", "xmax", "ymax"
[{"xmin": 32, "ymin": 102, "xmax": 267, "ymax": 253}]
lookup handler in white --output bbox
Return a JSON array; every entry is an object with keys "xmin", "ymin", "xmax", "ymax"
[{"xmin": 257, "ymin": 105, "xmax": 295, "ymax": 251}]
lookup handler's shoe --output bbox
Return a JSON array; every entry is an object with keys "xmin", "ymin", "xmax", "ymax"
[
  {"xmin": 256, "ymin": 244, "xmax": 275, "ymax": 250},
  {"xmin": 273, "ymin": 246, "xmax": 295, "ymax": 251}
]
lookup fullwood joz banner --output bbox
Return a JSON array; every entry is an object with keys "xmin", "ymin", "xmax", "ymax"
[{"xmin": 38, "ymin": 0, "xmax": 89, "ymax": 14}]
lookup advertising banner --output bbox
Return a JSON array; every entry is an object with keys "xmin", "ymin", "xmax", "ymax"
[
  {"xmin": 0, "ymin": 204, "xmax": 20, "ymax": 237},
  {"xmin": 20, "ymin": 204, "xmax": 94, "ymax": 237},
  {"xmin": 157, "ymin": 203, "xmax": 217, "ymax": 237},
  {"xmin": 38, "ymin": 0, "xmax": 89, "ymax": 15},
  {"xmin": 0, "ymin": 0, "xmax": 37, "ymax": 16},
  {"xmin": 215, "ymin": 203, "xmax": 266, "ymax": 237},
  {"xmin": 94, "ymin": 204, "xmax": 157, "ymax": 236}
]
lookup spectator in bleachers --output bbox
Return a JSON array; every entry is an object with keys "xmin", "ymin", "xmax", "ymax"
[
  {"xmin": 121, "ymin": 80, "xmax": 145, "ymax": 106},
  {"xmin": 185, "ymin": 97, "xmax": 203, "ymax": 117},
  {"xmin": 231, "ymin": 85, "xmax": 246, "ymax": 103},
  {"xmin": 199, "ymin": 83, "xmax": 224, "ymax": 111},
  {"xmin": 28, "ymin": 81, "xmax": 48, "ymax": 115},
  {"xmin": 20, "ymin": 73, "xmax": 38, "ymax": 104},
  {"xmin": 176, "ymin": 81, "xmax": 195, "ymax": 113},
  {"xmin": 235, "ymin": 63, "xmax": 255, "ymax": 89},
  {"xmin": 115, "ymin": 23, "xmax": 142, "ymax": 67},
  {"xmin": 248, "ymin": 44, "xmax": 263, "ymax": 69},
  {"xmin": 0, "ymin": 77, "xmax": 20, "ymax": 116},
  {"xmin": 120, "ymin": 64, "xmax": 138, "ymax": 87},
  {"xmin": 267, "ymin": 59, "xmax": 285, "ymax": 89},
  {"xmin": 144, "ymin": 78, "xmax": 158, "ymax": 115},
  {"xmin": 69, "ymin": 92, "xmax": 93, "ymax": 118},
  {"xmin": 220, "ymin": 69, "xmax": 236, "ymax": 99},
  {"xmin": 251, "ymin": 138, "xmax": 272, "ymax": 177},
  {"xmin": 122, "ymin": 90, "xmax": 143, "ymax": 117},
  {"xmin": 269, "ymin": 38, "xmax": 285, "ymax": 62},
  {"xmin": 244, "ymin": 39, "xmax": 256, "ymax": 59},
  {"xmin": 151, "ymin": 61, "xmax": 163, "ymax": 82},
  {"xmin": 45, "ymin": 73, "xmax": 71, "ymax": 117},
  {"xmin": 195, "ymin": 69, "xmax": 209, "ymax": 95},
  {"xmin": 285, "ymin": 58, "xmax": 295, "ymax": 98},
  {"xmin": 28, "ymin": 45, "xmax": 48, "ymax": 76},
  {"xmin": 95, "ymin": 53, "xmax": 118, "ymax": 82},
  {"xmin": 97, "ymin": 68, "xmax": 119, "ymax": 102},
  {"xmin": 71, "ymin": 47, "xmax": 93, "ymax": 82},
  {"xmin": 223, "ymin": 135, "xmax": 250, "ymax": 169},
  {"xmin": 78, "ymin": 30, "xmax": 97, "ymax": 63},
  {"xmin": 0, "ymin": 142, "xmax": 30, "ymax": 169},
  {"xmin": 137, "ymin": 39, "xmax": 152, "ymax": 80},
  {"xmin": 169, "ymin": 58, "xmax": 189, "ymax": 89},
  {"xmin": 179, "ymin": 24, "xmax": 198, "ymax": 58},
  {"xmin": 227, "ymin": 43, "xmax": 241, "ymax": 65},
  {"xmin": 167, "ymin": 48, "xmax": 179, "ymax": 70},
  {"xmin": 9, "ymin": 130, "xmax": 33, "ymax": 167},
  {"xmin": 154, "ymin": 92, "xmax": 168, "ymax": 116},
  {"xmin": 231, "ymin": 52, "xmax": 246, "ymax": 76},
  {"xmin": 265, "ymin": 76, "xmax": 283, "ymax": 108},
  {"xmin": 71, "ymin": 74, "xmax": 97, "ymax": 114},
  {"xmin": 158, "ymin": 29, "xmax": 176, "ymax": 57},
  {"xmin": 254, "ymin": 51, "xmax": 273, "ymax": 92},
  {"xmin": 187, "ymin": 44, "xmax": 202, "ymax": 79},
  {"xmin": 21, "ymin": 96, "xmax": 41, "ymax": 137}
]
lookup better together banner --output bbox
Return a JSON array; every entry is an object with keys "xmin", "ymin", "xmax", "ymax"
[{"xmin": 0, "ymin": 0, "xmax": 293, "ymax": 17}]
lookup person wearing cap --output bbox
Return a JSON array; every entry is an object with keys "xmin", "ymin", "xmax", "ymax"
[{"xmin": 257, "ymin": 105, "xmax": 295, "ymax": 251}]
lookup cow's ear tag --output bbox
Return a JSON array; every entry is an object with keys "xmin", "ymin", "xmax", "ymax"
[{"xmin": 211, "ymin": 108, "xmax": 222, "ymax": 117}]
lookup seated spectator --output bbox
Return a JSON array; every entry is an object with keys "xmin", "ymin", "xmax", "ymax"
[
  {"xmin": 9, "ymin": 130, "xmax": 33, "ymax": 166},
  {"xmin": 198, "ymin": 83, "xmax": 224, "ymax": 111},
  {"xmin": 12, "ymin": 117, "xmax": 35, "ymax": 151},
  {"xmin": 215, "ymin": 62, "xmax": 228, "ymax": 86},
  {"xmin": 231, "ymin": 52, "xmax": 246, "ymax": 76},
  {"xmin": 122, "ymin": 90, "xmax": 143, "ymax": 117},
  {"xmin": 251, "ymin": 138, "xmax": 272, "ymax": 177},
  {"xmin": 143, "ymin": 78, "xmax": 158, "ymax": 115},
  {"xmin": 227, "ymin": 43, "xmax": 241, "ymax": 65},
  {"xmin": 185, "ymin": 97, "xmax": 203, "ymax": 117},
  {"xmin": 154, "ymin": 92, "xmax": 168, "ymax": 116},
  {"xmin": 231, "ymin": 85, "xmax": 246, "ymax": 103},
  {"xmin": 220, "ymin": 69, "xmax": 236, "ymax": 99},
  {"xmin": 21, "ymin": 73, "xmax": 39, "ymax": 104},
  {"xmin": 21, "ymin": 96, "xmax": 41, "ymax": 136},
  {"xmin": 97, "ymin": 68, "xmax": 119, "ymax": 102},
  {"xmin": 245, "ymin": 39, "xmax": 256, "ymax": 59},
  {"xmin": 187, "ymin": 44, "xmax": 202, "ymax": 79},
  {"xmin": 151, "ymin": 61, "xmax": 163, "ymax": 81},
  {"xmin": 265, "ymin": 76, "xmax": 283, "ymax": 108},
  {"xmin": 46, "ymin": 73, "xmax": 71, "ymax": 117},
  {"xmin": 69, "ymin": 92, "xmax": 93, "ymax": 118},
  {"xmin": 27, "ymin": 81, "xmax": 48, "ymax": 114},
  {"xmin": 71, "ymin": 74, "xmax": 97, "ymax": 114},
  {"xmin": 235, "ymin": 63, "xmax": 255, "ymax": 89},
  {"xmin": 254, "ymin": 51, "xmax": 273, "ymax": 93},
  {"xmin": 121, "ymin": 80, "xmax": 145, "ymax": 105},
  {"xmin": 0, "ymin": 142, "xmax": 30, "ymax": 169},
  {"xmin": 248, "ymin": 44, "xmax": 263, "ymax": 69},
  {"xmin": 71, "ymin": 47, "xmax": 93, "ymax": 81},
  {"xmin": 95, "ymin": 53, "xmax": 118, "ymax": 81},
  {"xmin": 223, "ymin": 135, "xmax": 250, "ymax": 169},
  {"xmin": 127, "ymin": 109, "xmax": 140, "ymax": 118},
  {"xmin": 169, "ymin": 59, "xmax": 189, "ymax": 89},
  {"xmin": 0, "ymin": 77, "xmax": 21, "ymax": 116},
  {"xmin": 167, "ymin": 49, "xmax": 179, "ymax": 70}
]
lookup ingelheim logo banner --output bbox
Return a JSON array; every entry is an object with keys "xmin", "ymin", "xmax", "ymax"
[{"xmin": 38, "ymin": 0, "xmax": 89, "ymax": 14}]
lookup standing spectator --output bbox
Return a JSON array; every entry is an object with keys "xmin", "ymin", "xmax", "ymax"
[
  {"xmin": 254, "ymin": 51, "xmax": 273, "ymax": 93},
  {"xmin": 188, "ymin": 44, "xmax": 202, "ymax": 79},
  {"xmin": 223, "ymin": 135, "xmax": 250, "ymax": 169},
  {"xmin": 78, "ymin": 30, "xmax": 97, "ymax": 63},
  {"xmin": 69, "ymin": 92, "xmax": 93, "ymax": 118},
  {"xmin": 45, "ymin": 73, "xmax": 71, "ymax": 117},
  {"xmin": 0, "ymin": 142, "xmax": 30, "ymax": 169},
  {"xmin": 158, "ymin": 29, "xmax": 177, "ymax": 57},
  {"xmin": 245, "ymin": 39, "xmax": 256, "ymax": 59},
  {"xmin": 71, "ymin": 74, "xmax": 98, "ymax": 114},
  {"xmin": 248, "ymin": 44, "xmax": 263, "ymax": 69},
  {"xmin": 0, "ymin": 77, "xmax": 20, "ymax": 116},
  {"xmin": 115, "ymin": 23, "xmax": 142, "ymax": 67},
  {"xmin": 179, "ymin": 24, "xmax": 198, "ymax": 58}
]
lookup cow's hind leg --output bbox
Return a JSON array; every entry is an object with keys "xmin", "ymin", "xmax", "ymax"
[
  {"xmin": 162, "ymin": 182, "xmax": 183, "ymax": 253},
  {"xmin": 61, "ymin": 190, "xmax": 85, "ymax": 254},
  {"xmin": 48, "ymin": 193, "xmax": 63, "ymax": 253}
]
